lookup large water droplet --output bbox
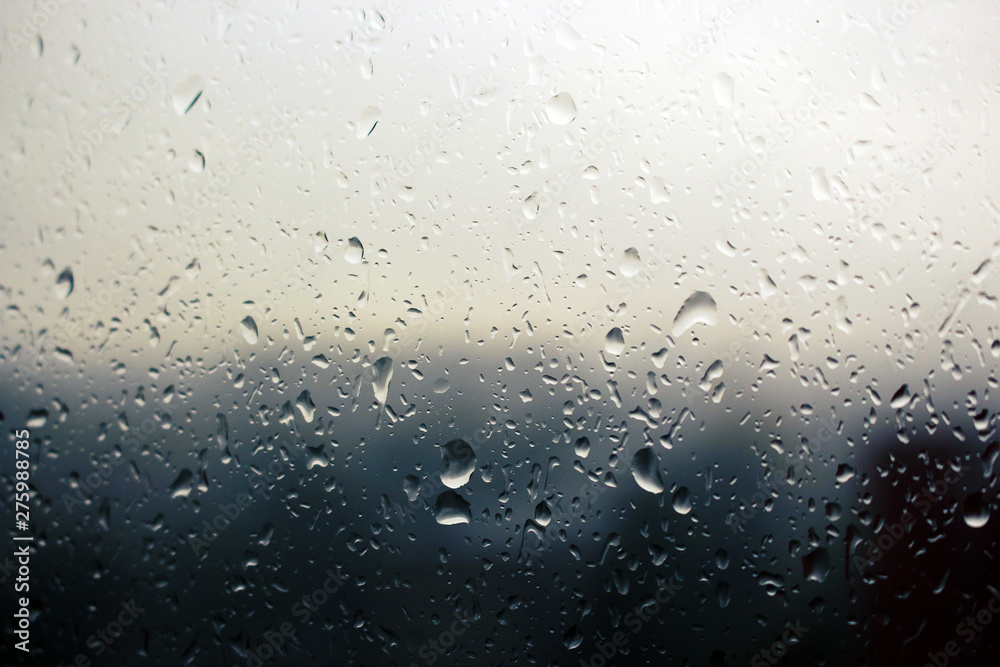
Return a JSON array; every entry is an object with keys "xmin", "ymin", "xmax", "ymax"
[
  {"xmin": 55, "ymin": 268, "xmax": 74, "ymax": 299},
  {"xmin": 802, "ymin": 548, "xmax": 830, "ymax": 582},
  {"xmin": 434, "ymin": 490, "xmax": 471, "ymax": 525},
  {"xmin": 440, "ymin": 439, "xmax": 476, "ymax": 489},
  {"xmin": 240, "ymin": 316, "xmax": 258, "ymax": 344},
  {"xmin": 717, "ymin": 582, "xmax": 731, "ymax": 608},
  {"xmin": 358, "ymin": 105, "xmax": 381, "ymax": 139},
  {"xmin": 403, "ymin": 475, "xmax": 421, "ymax": 502},
  {"xmin": 671, "ymin": 291, "xmax": 718, "ymax": 337},
  {"xmin": 172, "ymin": 75, "xmax": 203, "ymax": 114},
  {"xmin": 574, "ymin": 436, "xmax": 591, "ymax": 458},
  {"xmin": 545, "ymin": 92, "xmax": 577, "ymax": 125},
  {"xmin": 713, "ymin": 72, "xmax": 734, "ymax": 108},
  {"xmin": 963, "ymin": 492, "xmax": 990, "ymax": 528},
  {"xmin": 672, "ymin": 486, "xmax": 692, "ymax": 514},
  {"xmin": 169, "ymin": 468, "xmax": 194, "ymax": 498},
  {"xmin": 605, "ymin": 327, "xmax": 625, "ymax": 355},
  {"xmin": 564, "ymin": 625, "xmax": 584, "ymax": 650},
  {"xmin": 534, "ymin": 501, "xmax": 552, "ymax": 527},
  {"xmin": 371, "ymin": 356, "xmax": 393, "ymax": 405},
  {"xmin": 296, "ymin": 390, "xmax": 316, "ymax": 423},
  {"xmin": 620, "ymin": 247, "xmax": 641, "ymax": 277},
  {"xmin": 345, "ymin": 237, "xmax": 364, "ymax": 264},
  {"xmin": 631, "ymin": 447, "xmax": 664, "ymax": 494}
]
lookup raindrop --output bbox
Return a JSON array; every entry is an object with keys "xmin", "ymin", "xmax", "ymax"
[
  {"xmin": 296, "ymin": 390, "xmax": 316, "ymax": 422},
  {"xmin": 55, "ymin": 268, "xmax": 74, "ymax": 299},
  {"xmin": 434, "ymin": 490, "xmax": 472, "ymax": 525},
  {"xmin": 440, "ymin": 439, "xmax": 477, "ymax": 489},
  {"xmin": 605, "ymin": 327, "xmax": 625, "ymax": 355},
  {"xmin": 564, "ymin": 625, "xmax": 584, "ymax": 650},
  {"xmin": 963, "ymin": 493, "xmax": 989, "ymax": 528},
  {"xmin": 534, "ymin": 501, "xmax": 552, "ymax": 527},
  {"xmin": 371, "ymin": 356, "xmax": 393, "ymax": 406},
  {"xmin": 672, "ymin": 486, "xmax": 692, "ymax": 514},
  {"xmin": 802, "ymin": 548, "xmax": 830, "ymax": 583},
  {"xmin": 403, "ymin": 475, "xmax": 421, "ymax": 502},
  {"xmin": 717, "ymin": 582, "xmax": 731, "ymax": 608},
  {"xmin": 358, "ymin": 106, "xmax": 381, "ymax": 139},
  {"xmin": 169, "ymin": 469, "xmax": 194, "ymax": 498},
  {"xmin": 574, "ymin": 436, "xmax": 591, "ymax": 458},
  {"xmin": 345, "ymin": 237, "xmax": 364, "ymax": 264},
  {"xmin": 713, "ymin": 72, "xmax": 734, "ymax": 108},
  {"xmin": 545, "ymin": 92, "xmax": 577, "ymax": 125},
  {"xmin": 631, "ymin": 447, "xmax": 664, "ymax": 494},
  {"xmin": 172, "ymin": 75, "xmax": 203, "ymax": 114},
  {"xmin": 671, "ymin": 291, "xmax": 718, "ymax": 337},
  {"xmin": 620, "ymin": 247, "xmax": 641, "ymax": 277},
  {"xmin": 240, "ymin": 316, "xmax": 258, "ymax": 345}
]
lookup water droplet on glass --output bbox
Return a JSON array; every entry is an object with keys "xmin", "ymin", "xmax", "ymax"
[
  {"xmin": 717, "ymin": 582, "xmax": 731, "ymax": 608},
  {"xmin": 605, "ymin": 327, "xmax": 625, "ymax": 355},
  {"xmin": 564, "ymin": 625, "xmax": 584, "ymax": 650},
  {"xmin": 963, "ymin": 492, "xmax": 989, "ymax": 528},
  {"xmin": 172, "ymin": 75, "xmax": 203, "ymax": 114},
  {"xmin": 620, "ymin": 247, "xmax": 641, "ymax": 277},
  {"xmin": 574, "ymin": 436, "xmax": 591, "ymax": 458},
  {"xmin": 713, "ymin": 72, "xmax": 734, "ymax": 108},
  {"xmin": 371, "ymin": 356, "xmax": 393, "ymax": 405},
  {"xmin": 295, "ymin": 390, "xmax": 316, "ymax": 423},
  {"xmin": 434, "ymin": 490, "xmax": 471, "ymax": 525},
  {"xmin": 802, "ymin": 548, "xmax": 830, "ymax": 582},
  {"xmin": 403, "ymin": 475, "xmax": 421, "ymax": 502},
  {"xmin": 240, "ymin": 316, "xmax": 258, "ymax": 344},
  {"xmin": 631, "ymin": 447, "xmax": 664, "ymax": 494},
  {"xmin": 440, "ymin": 439, "xmax": 476, "ymax": 489},
  {"xmin": 534, "ymin": 501, "xmax": 552, "ymax": 527},
  {"xmin": 545, "ymin": 92, "xmax": 577, "ymax": 125},
  {"xmin": 55, "ymin": 268, "xmax": 74, "ymax": 299},
  {"xmin": 169, "ymin": 468, "xmax": 194, "ymax": 498},
  {"xmin": 345, "ymin": 237, "xmax": 364, "ymax": 264},
  {"xmin": 671, "ymin": 291, "xmax": 718, "ymax": 337},
  {"xmin": 358, "ymin": 106, "xmax": 381, "ymax": 139},
  {"xmin": 672, "ymin": 486, "xmax": 692, "ymax": 514}
]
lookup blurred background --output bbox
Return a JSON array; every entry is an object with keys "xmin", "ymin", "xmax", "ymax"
[{"xmin": 1, "ymin": 0, "xmax": 998, "ymax": 665}]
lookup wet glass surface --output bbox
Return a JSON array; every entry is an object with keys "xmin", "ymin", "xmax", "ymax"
[{"xmin": 1, "ymin": 1, "xmax": 999, "ymax": 665}]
